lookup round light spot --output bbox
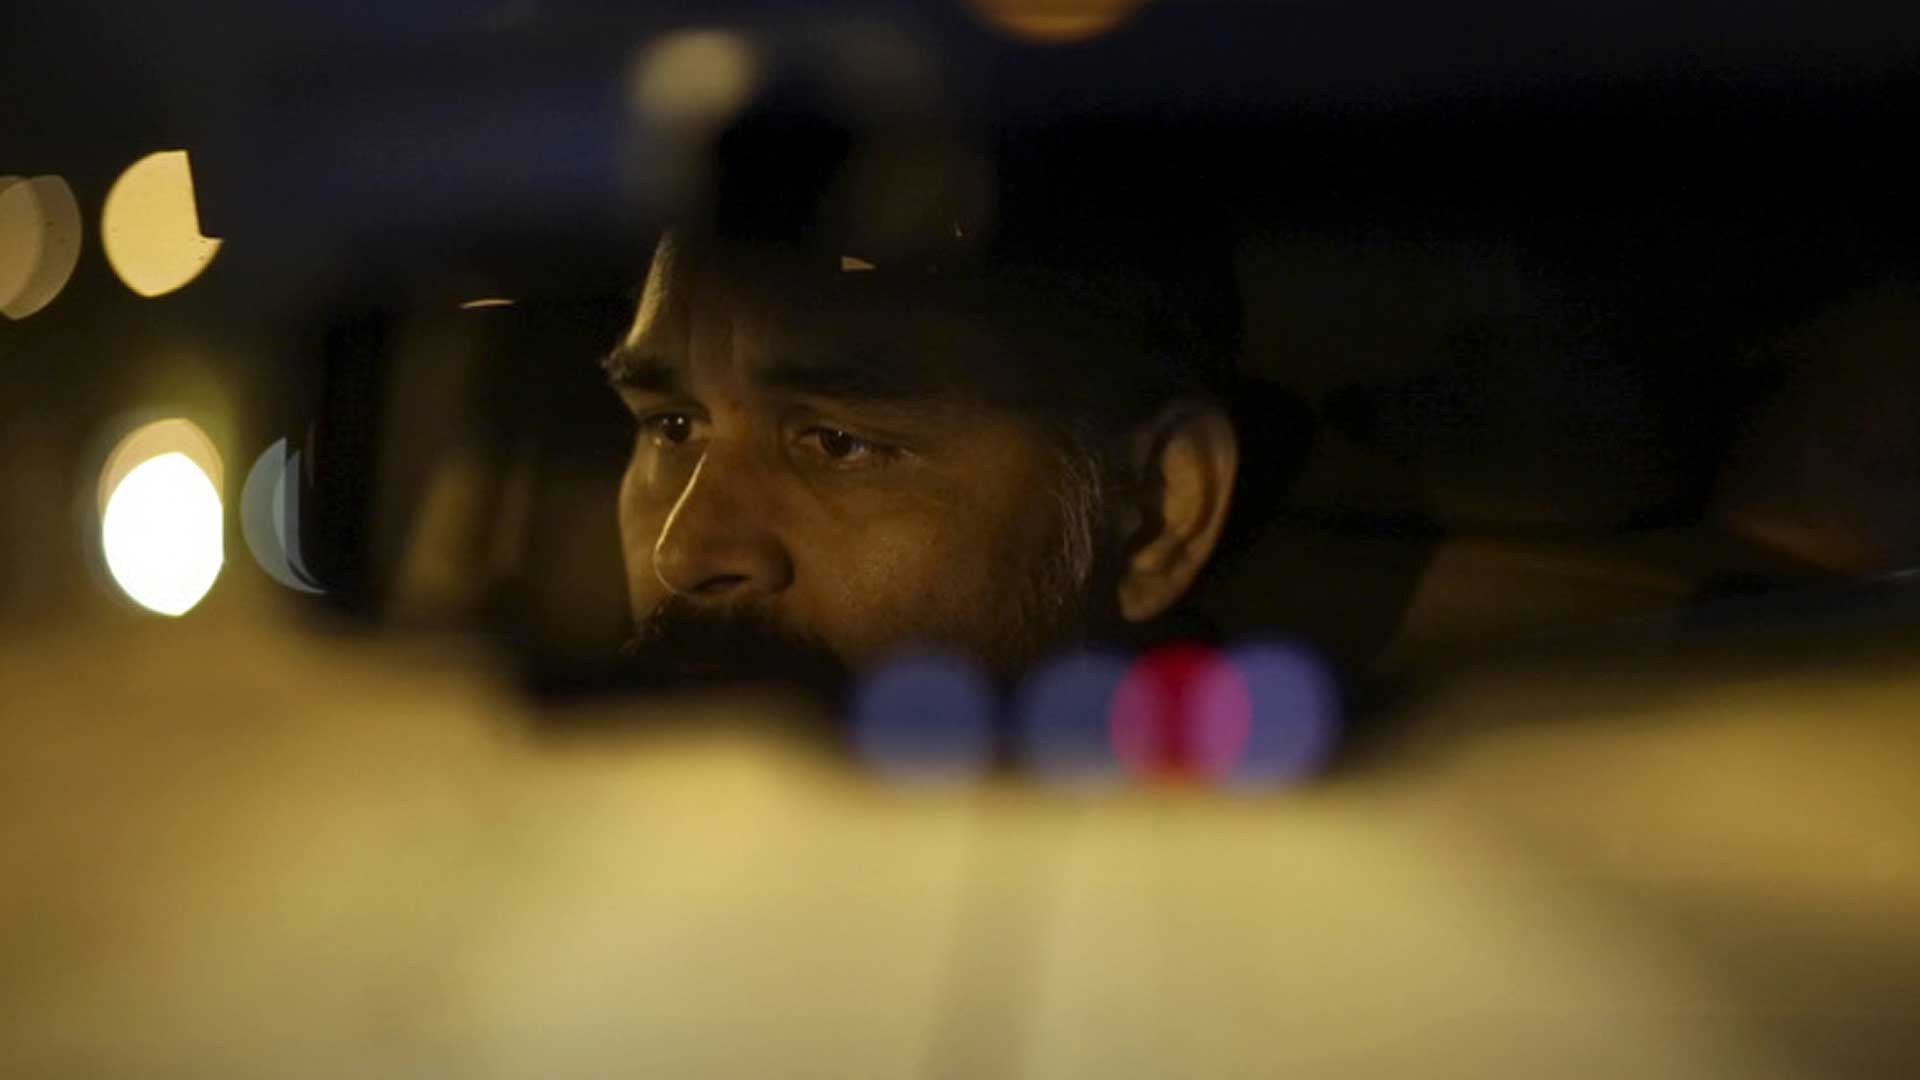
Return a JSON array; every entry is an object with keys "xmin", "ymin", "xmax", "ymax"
[
  {"xmin": 1185, "ymin": 654, "xmax": 1254, "ymax": 780},
  {"xmin": 102, "ymin": 150, "xmax": 223, "ymax": 298},
  {"xmin": 850, "ymin": 651, "xmax": 996, "ymax": 780},
  {"xmin": 102, "ymin": 452, "xmax": 224, "ymax": 616},
  {"xmin": 629, "ymin": 29, "xmax": 762, "ymax": 130},
  {"xmin": 966, "ymin": 0, "xmax": 1148, "ymax": 45},
  {"xmin": 0, "ymin": 179, "xmax": 33, "ymax": 309},
  {"xmin": 1109, "ymin": 643, "xmax": 1248, "ymax": 783},
  {"xmin": 97, "ymin": 417, "xmax": 225, "ymax": 520},
  {"xmin": 1014, "ymin": 649, "xmax": 1128, "ymax": 786},
  {"xmin": 241, "ymin": 438, "xmax": 324, "ymax": 594},
  {"xmin": 1201, "ymin": 641, "xmax": 1342, "ymax": 788},
  {"xmin": 0, "ymin": 175, "xmax": 83, "ymax": 320}
]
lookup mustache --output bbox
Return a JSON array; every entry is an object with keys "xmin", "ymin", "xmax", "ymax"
[{"xmin": 620, "ymin": 596, "xmax": 850, "ymax": 698}]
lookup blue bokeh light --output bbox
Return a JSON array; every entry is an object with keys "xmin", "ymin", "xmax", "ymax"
[
  {"xmin": 1208, "ymin": 641, "xmax": 1341, "ymax": 788},
  {"xmin": 850, "ymin": 651, "xmax": 997, "ymax": 781},
  {"xmin": 1014, "ymin": 649, "xmax": 1130, "ymax": 786}
]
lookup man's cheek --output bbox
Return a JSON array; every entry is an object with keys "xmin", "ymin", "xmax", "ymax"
[
  {"xmin": 617, "ymin": 474, "xmax": 667, "ymax": 618},
  {"xmin": 809, "ymin": 522, "xmax": 994, "ymax": 652}
]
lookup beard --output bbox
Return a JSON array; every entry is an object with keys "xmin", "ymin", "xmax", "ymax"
[{"xmin": 621, "ymin": 596, "xmax": 853, "ymax": 702}]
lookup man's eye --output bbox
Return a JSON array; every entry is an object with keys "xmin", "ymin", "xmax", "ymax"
[
  {"xmin": 636, "ymin": 412, "xmax": 698, "ymax": 448},
  {"xmin": 799, "ymin": 427, "xmax": 894, "ymax": 466}
]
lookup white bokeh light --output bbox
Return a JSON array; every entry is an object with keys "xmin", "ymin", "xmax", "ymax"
[{"xmin": 102, "ymin": 452, "xmax": 224, "ymax": 616}]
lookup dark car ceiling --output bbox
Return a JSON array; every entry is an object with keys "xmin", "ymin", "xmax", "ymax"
[{"xmin": 8, "ymin": 2, "xmax": 1918, "ymax": 272}]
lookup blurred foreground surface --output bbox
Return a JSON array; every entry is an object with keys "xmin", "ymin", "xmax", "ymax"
[{"xmin": 4, "ymin": 597, "xmax": 1917, "ymax": 1078}]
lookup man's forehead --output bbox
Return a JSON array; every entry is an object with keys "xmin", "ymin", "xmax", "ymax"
[{"xmin": 611, "ymin": 237, "xmax": 1016, "ymax": 397}]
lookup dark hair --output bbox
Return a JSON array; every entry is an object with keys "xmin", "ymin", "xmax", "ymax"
[{"xmin": 701, "ymin": 100, "xmax": 1245, "ymax": 410}]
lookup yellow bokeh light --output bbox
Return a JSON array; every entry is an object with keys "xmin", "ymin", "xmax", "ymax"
[
  {"xmin": 0, "ymin": 175, "xmax": 83, "ymax": 320},
  {"xmin": 966, "ymin": 0, "xmax": 1148, "ymax": 44},
  {"xmin": 102, "ymin": 452, "xmax": 224, "ymax": 616},
  {"xmin": 0, "ymin": 179, "xmax": 37, "ymax": 312},
  {"xmin": 101, "ymin": 150, "xmax": 224, "ymax": 298},
  {"xmin": 629, "ymin": 29, "xmax": 762, "ymax": 129}
]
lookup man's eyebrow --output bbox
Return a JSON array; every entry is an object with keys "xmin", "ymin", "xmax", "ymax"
[{"xmin": 600, "ymin": 343, "xmax": 680, "ymax": 392}]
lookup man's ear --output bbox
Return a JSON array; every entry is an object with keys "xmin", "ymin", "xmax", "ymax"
[{"xmin": 1115, "ymin": 396, "xmax": 1239, "ymax": 623}]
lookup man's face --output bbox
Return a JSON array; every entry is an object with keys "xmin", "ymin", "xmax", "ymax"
[{"xmin": 607, "ymin": 241, "xmax": 1105, "ymax": 683}]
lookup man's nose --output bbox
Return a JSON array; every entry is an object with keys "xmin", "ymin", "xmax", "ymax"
[{"xmin": 650, "ymin": 452, "xmax": 794, "ymax": 601}]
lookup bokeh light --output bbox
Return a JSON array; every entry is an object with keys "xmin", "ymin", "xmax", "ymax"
[
  {"xmin": 98, "ymin": 419, "xmax": 226, "ymax": 615},
  {"xmin": 1203, "ymin": 642, "xmax": 1343, "ymax": 788},
  {"xmin": 241, "ymin": 438, "xmax": 324, "ymax": 595},
  {"xmin": 628, "ymin": 29, "xmax": 762, "ymax": 131},
  {"xmin": 101, "ymin": 451, "xmax": 224, "ymax": 617},
  {"xmin": 1109, "ymin": 644, "xmax": 1251, "ymax": 783},
  {"xmin": 0, "ymin": 179, "xmax": 33, "ymax": 309},
  {"xmin": 97, "ymin": 417, "xmax": 225, "ymax": 519},
  {"xmin": 1014, "ymin": 649, "xmax": 1129, "ymax": 786},
  {"xmin": 850, "ymin": 651, "xmax": 996, "ymax": 781},
  {"xmin": 0, "ymin": 175, "xmax": 83, "ymax": 320},
  {"xmin": 101, "ymin": 150, "xmax": 223, "ymax": 298},
  {"xmin": 965, "ymin": 0, "xmax": 1148, "ymax": 45}
]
